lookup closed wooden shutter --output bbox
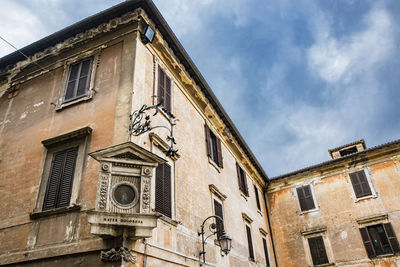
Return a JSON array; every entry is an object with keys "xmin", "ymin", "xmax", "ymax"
[
  {"xmin": 349, "ymin": 170, "xmax": 372, "ymax": 198},
  {"xmin": 64, "ymin": 58, "xmax": 92, "ymax": 101},
  {"xmin": 383, "ymin": 223, "xmax": 400, "ymax": 254},
  {"xmin": 236, "ymin": 162, "xmax": 242, "ymax": 192},
  {"xmin": 155, "ymin": 164, "xmax": 172, "ymax": 218},
  {"xmin": 308, "ymin": 236, "xmax": 329, "ymax": 265},
  {"xmin": 262, "ymin": 238, "xmax": 270, "ymax": 267},
  {"xmin": 216, "ymin": 137, "xmax": 223, "ymax": 168},
  {"xmin": 165, "ymin": 76, "xmax": 171, "ymax": 113},
  {"xmin": 242, "ymin": 170, "xmax": 249, "ymax": 196},
  {"xmin": 246, "ymin": 225, "xmax": 255, "ymax": 261},
  {"xmin": 297, "ymin": 185, "xmax": 315, "ymax": 211},
  {"xmin": 254, "ymin": 185, "xmax": 261, "ymax": 211},
  {"xmin": 43, "ymin": 147, "xmax": 78, "ymax": 210},
  {"xmin": 359, "ymin": 227, "xmax": 376, "ymax": 258},
  {"xmin": 205, "ymin": 124, "xmax": 211, "ymax": 157},
  {"xmin": 213, "ymin": 200, "xmax": 223, "ymax": 238},
  {"xmin": 158, "ymin": 66, "xmax": 165, "ymax": 106}
]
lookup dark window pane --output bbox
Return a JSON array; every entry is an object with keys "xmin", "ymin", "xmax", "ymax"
[
  {"xmin": 246, "ymin": 225, "xmax": 255, "ymax": 261},
  {"xmin": 213, "ymin": 200, "xmax": 223, "ymax": 239},
  {"xmin": 308, "ymin": 236, "xmax": 329, "ymax": 265},
  {"xmin": 65, "ymin": 81, "xmax": 76, "ymax": 101},
  {"xmin": 69, "ymin": 64, "xmax": 80, "ymax": 81},
  {"xmin": 76, "ymin": 76, "xmax": 88, "ymax": 97},
  {"xmin": 297, "ymin": 185, "xmax": 315, "ymax": 212},
  {"xmin": 367, "ymin": 224, "xmax": 393, "ymax": 255},
  {"xmin": 64, "ymin": 58, "xmax": 92, "ymax": 102},
  {"xmin": 80, "ymin": 59, "xmax": 91, "ymax": 76},
  {"xmin": 254, "ymin": 185, "xmax": 261, "ymax": 210}
]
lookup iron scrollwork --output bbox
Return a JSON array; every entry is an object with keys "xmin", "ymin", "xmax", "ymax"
[{"xmin": 129, "ymin": 103, "xmax": 178, "ymax": 157}]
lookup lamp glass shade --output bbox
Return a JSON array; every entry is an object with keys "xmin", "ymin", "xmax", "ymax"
[
  {"xmin": 144, "ymin": 25, "xmax": 155, "ymax": 43},
  {"xmin": 218, "ymin": 234, "xmax": 232, "ymax": 255}
]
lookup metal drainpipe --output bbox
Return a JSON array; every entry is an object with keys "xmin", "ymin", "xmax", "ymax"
[{"xmin": 264, "ymin": 184, "xmax": 278, "ymax": 267}]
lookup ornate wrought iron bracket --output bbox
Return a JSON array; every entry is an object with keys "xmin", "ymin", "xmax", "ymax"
[{"xmin": 129, "ymin": 103, "xmax": 178, "ymax": 157}]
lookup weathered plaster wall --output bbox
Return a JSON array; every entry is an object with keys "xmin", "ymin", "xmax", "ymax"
[{"xmin": 268, "ymin": 156, "xmax": 400, "ymax": 267}]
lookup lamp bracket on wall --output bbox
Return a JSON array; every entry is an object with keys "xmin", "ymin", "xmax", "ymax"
[{"xmin": 129, "ymin": 102, "xmax": 178, "ymax": 157}]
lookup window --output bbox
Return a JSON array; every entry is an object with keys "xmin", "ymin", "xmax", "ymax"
[
  {"xmin": 262, "ymin": 237, "xmax": 270, "ymax": 267},
  {"xmin": 64, "ymin": 57, "xmax": 93, "ymax": 102},
  {"xmin": 34, "ymin": 127, "xmax": 91, "ymax": 214},
  {"xmin": 359, "ymin": 223, "xmax": 400, "ymax": 257},
  {"xmin": 155, "ymin": 163, "xmax": 172, "ymax": 218},
  {"xmin": 246, "ymin": 224, "xmax": 255, "ymax": 261},
  {"xmin": 349, "ymin": 170, "xmax": 372, "ymax": 198},
  {"xmin": 158, "ymin": 66, "xmax": 172, "ymax": 113},
  {"xmin": 254, "ymin": 184, "xmax": 261, "ymax": 211},
  {"xmin": 43, "ymin": 147, "xmax": 78, "ymax": 210},
  {"xmin": 236, "ymin": 163, "xmax": 248, "ymax": 196},
  {"xmin": 205, "ymin": 124, "xmax": 223, "ymax": 168},
  {"xmin": 308, "ymin": 236, "xmax": 329, "ymax": 265},
  {"xmin": 213, "ymin": 199, "xmax": 224, "ymax": 239},
  {"xmin": 296, "ymin": 185, "xmax": 315, "ymax": 212}
]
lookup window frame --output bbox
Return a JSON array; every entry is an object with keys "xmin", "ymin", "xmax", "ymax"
[
  {"xmin": 33, "ymin": 127, "xmax": 91, "ymax": 214},
  {"xmin": 205, "ymin": 124, "xmax": 223, "ymax": 168},
  {"xmin": 55, "ymin": 51, "xmax": 100, "ymax": 111},
  {"xmin": 301, "ymin": 228, "xmax": 334, "ymax": 267},
  {"xmin": 237, "ymin": 162, "xmax": 249, "ymax": 197},
  {"xmin": 244, "ymin": 221, "xmax": 256, "ymax": 262},
  {"xmin": 347, "ymin": 168, "xmax": 377, "ymax": 202},
  {"xmin": 212, "ymin": 195, "xmax": 225, "ymax": 239},
  {"xmin": 254, "ymin": 184, "xmax": 262, "ymax": 212},
  {"xmin": 359, "ymin": 222, "xmax": 400, "ymax": 258},
  {"xmin": 156, "ymin": 64, "xmax": 173, "ymax": 114},
  {"xmin": 296, "ymin": 184, "xmax": 318, "ymax": 214}
]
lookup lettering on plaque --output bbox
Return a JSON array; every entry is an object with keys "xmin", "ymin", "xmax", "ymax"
[{"xmin": 99, "ymin": 175, "xmax": 108, "ymax": 210}]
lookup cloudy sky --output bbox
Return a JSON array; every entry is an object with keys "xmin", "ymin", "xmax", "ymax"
[{"xmin": 1, "ymin": 0, "xmax": 399, "ymax": 177}]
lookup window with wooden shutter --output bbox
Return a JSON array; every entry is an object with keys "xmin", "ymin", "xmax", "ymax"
[
  {"xmin": 349, "ymin": 170, "xmax": 372, "ymax": 198},
  {"xmin": 43, "ymin": 147, "xmax": 78, "ymax": 210},
  {"xmin": 254, "ymin": 185, "xmax": 261, "ymax": 211},
  {"xmin": 308, "ymin": 236, "xmax": 329, "ymax": 265},
  {"xmin": 296, "ymin": 185, "xmax": 316, "ymax": 212},
  {"xmin": 237, "ymin": 163, "xmax": 249, "ymax": 196},
  {"xmin": 155, "ymin": 163, "xmax": 172, "ymax": 218},
  {"xmin": 213, "ymin": 199, "xmax": 224, "ymax": 239},
  {"xmin": 204, "ymin": 124, "xmax": 223, "ymax": 168},
  {"xmin": 262, "ymin": 237, "xmax": 270, "ymax": 267},
  {"xmin": 64, "ymin": 58, "xmax": 93, "ymax": 102},
  {"xmin": 360, "ymin": 223, "xmax": 400, "ymax": 257},
  {"xmin": 158, "ymin": 66, "xmax": 172, "ymax": 113},
  {"xmin": 246, "ymin": 225, "xmax": 255, "ymax": 261}
]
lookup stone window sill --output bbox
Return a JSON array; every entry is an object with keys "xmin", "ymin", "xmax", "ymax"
[
  {"xmin": 55, "ymin": 92, "xmax": 94, "ymax": 111},
  {"xmin": 311, "ymin": 263, "xmax": 335, "ymax": 267},
  {"xmin": 30, "ymin": 205, "xmax": 81, "ymax": 219},
  {"xmin": 240, "ymin": 192, "xmax": 249, "ymax": 201},
  {"xmin": 156, "ymin": 212, "xmax": 179, "ymax": 227},
  {"xmin": 257, "ymin": 210, "xmax": 263, "ymax": 216},
  {"xmin": 208, "ymin": 157, "xmax": 221, "ymax": 173},
  {"xmin": 299, "ymin": 207, "xmax": 319, "ymax": 215},
  {"xmin": 354, "ymin": 194, "xmax": 377, "ymax": 203}
]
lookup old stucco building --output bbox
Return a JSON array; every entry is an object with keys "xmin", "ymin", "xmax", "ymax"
[
  {"xmin": 268, "ymin": 140, "xmax": 400, "ymax": 267},
  {"xmin": 0, "ymin": 0, "xmax": 274, "ymax": 266}
]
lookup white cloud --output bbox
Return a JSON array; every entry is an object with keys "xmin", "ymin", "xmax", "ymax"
[{"xmin": 307, "ymin": 6, "xmax": 394, "ymax": 84}]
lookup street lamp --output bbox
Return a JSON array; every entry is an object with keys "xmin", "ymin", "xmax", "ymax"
[{"xmin": 198, "ymin": 215, "xmax": 232, "ymax": 265}]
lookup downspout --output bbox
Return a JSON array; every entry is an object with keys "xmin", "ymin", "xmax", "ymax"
[{"xmin": 264, "ymin": 183, "xmax": 278, "ymax": 267}]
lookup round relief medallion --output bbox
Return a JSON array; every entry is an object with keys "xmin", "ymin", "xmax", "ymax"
[{"xmin": 111, "ymin": 182, "xmax": 138, "ymax": 209}]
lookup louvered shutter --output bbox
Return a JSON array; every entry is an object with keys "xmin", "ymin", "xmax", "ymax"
[
  {"xmin": 158, "ymin": 66, "xmax": 165, "ymax": 106},
  {"xmin": 246, "ymin": 225, "xmax": 255, "ymax": 261},
  {"xmin": 163, "ymin": 164, "xmax": 172, "ymax": 218},
  {"xmin": 383, "ymin": 223, "xmax": 400, "ymax": 254},
  {"xmin": 242, "ymin": 171, "xmax": 249, "ymax": 196},
  {"xmin": 254, "ymin": 185, "xmax": 261, "ymax": 210},
  {"xmin": 216, "ymin": 137, "xmax": 223, "ymax": 168},
  {"xmin": 359, "ymin": 227, "xmax": 376, "ymax": 258},
  {"xmin": 358, "ymin": 171, "xmax": 372, "ymax": 196},
  {"xmin": 308, "ymin": 236, "xmax": 329, "ymax": 265},
  {"xmin": 155, "ymin": 164, "xmax": 164, "ymax": 214},
  {"xmin": 205, "ymin": 125, "xmax": 211, "ymax": 157},
  {"xmin": 303, "ymin": 185, "xmax": 315, "ymax": 210},
  {"xmin": 296, "ymin": 187, "xmax": 307, "ymax": 211},
  {"xmin": 213, "ymin": 200, "xmax": 223, "ymax": 238},
  {"xmin": 57, "ymin": 148, "xmax": 77, "ymax": 207},
  {"xmin": 350, "ymin": 171, "xmax": 372, "ymax": 198},
  {"xmin": 236, "ymin": 162, "xmax": 242, "ymax": 192},
  {"xmin": 165, "ymin": 76, "xmax": 171, "ymax": 113},
  {"xmin": 43, "ymin": 147, "xmax": 77, "ymax": 210},
  {"xmin": 262, "ymin": 238, "xmax": 270, "ymax": 267}
]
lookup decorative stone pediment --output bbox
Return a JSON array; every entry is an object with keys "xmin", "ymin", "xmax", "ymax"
[{"xmin": 88, "ymin": 142, "xmax": 165, "ymax": 239}]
